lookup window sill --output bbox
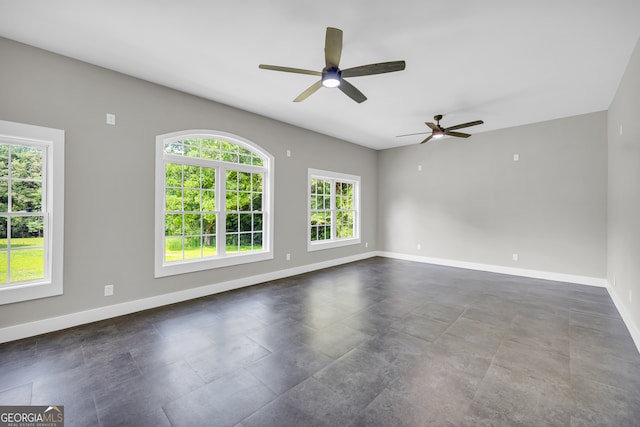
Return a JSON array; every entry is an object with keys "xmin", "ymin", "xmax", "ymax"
[
  {"xmin": 154, "ymin": 251, "xmax": 274, "ymax": 278},
  {"xmin": 0, "ymin": 279, "xmax": 62, "ymax": 305},
  {"xmin": 307, "ymin": 237, "xmax": 361, "ymax": 252}
]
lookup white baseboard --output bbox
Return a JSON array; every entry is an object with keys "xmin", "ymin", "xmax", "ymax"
[
  {"xmin": 0, "ymin": 252, "xmax": 376, "ymax": 344},
  {"xmin": 376, "ymin": 251, "xmax": 608, "ymax": 287},
  {"xmin": 606, "ymin": 284, "xmax": 640, "ymax": 354}
]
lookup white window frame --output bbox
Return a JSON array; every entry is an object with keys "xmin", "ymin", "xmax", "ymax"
[
  {"xmin": 155, "ymin": 130, "xmax": 274, "ymax": 278},
  {"xmin": 307, "ymin": 168, "xmax": 361, "ymax": 252},
  {"xmin": 0, "ymin": 120, "xmax": 64, "ymax": 305}
]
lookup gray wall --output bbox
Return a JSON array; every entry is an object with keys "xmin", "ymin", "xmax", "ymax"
[
  {"xmin": 377, "ymin": 111, "xmax": 608, "ymax": 278},
  {"xmin": 608, "ymin": 37, "xmax": 640, "ymax": 334},
  {"xmin": 0, "ymin": 37, "xmax": 377, "ymax": 328}
]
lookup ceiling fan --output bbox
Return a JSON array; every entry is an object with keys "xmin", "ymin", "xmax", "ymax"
[
  {"xmin": 259, "ymin": 27, "xmax": 406, "ymax": 103},
  {"xmin": 397, "ymin": 115, "xmax": 484, "ymax": 144}
]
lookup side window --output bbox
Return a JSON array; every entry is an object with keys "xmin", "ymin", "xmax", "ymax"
[
  {"xmin": 155, "ymin": 131, "xmax": 273, "ymax": 277},
  {"xmin": 0, "ymin": 120, "xmax": 64, "ymax": 305},
  {"xmin": 308, "ymin": 168, "xmax": 360, "ymax": 251}
]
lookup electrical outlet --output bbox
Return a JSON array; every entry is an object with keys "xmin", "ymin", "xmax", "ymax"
[
  {"xmin": 513, "ymin": 154, "xmax": 519, "ymax": 161},
  {"xmin": 613, "ymin": 277, "xmax": 617, "ymax": 288},
  {"xmin": 417, "ymin": 243, "xmax": 421, "ymax": 250},
  {"xmin": 418, "ymin": 165, "xmax": 422, "ymax": 171},
  {"xmin": 512, "ymin": 253, "xmax": 519, "ymax": 261},
  {"xmin": 365, "ymin": 242, "xmax": 369, "ymax": 248},
  {"xmin": 286, "ymin": 149, "xmax": 291, "ymax": 157},
  {"xmin": 104, "ymin": 284, "xmax": 114, "ymax": 296},
  {"xmin": 286, "ymin": 253, "xmax": 291, "ymax": 261},
  {"xmin": 106, "ymin": 113, "xmax": 116, "ymax": 125}
]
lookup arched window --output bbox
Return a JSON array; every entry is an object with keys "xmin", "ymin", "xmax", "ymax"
[{"xmin": 155, "ymin": 130, "xmax": 273, "ymax": 277}]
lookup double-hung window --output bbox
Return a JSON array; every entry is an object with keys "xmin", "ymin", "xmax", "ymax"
[
  {"xmin": 155, "ymin": 130, "xmax": 273, "ymax": 277},
  {"xmin": 0, "ymin": 120, "xmax": 64, "ymax": 305},
  {"xmin": 308, "ymin": 168, "xmax": 360, "ymax": 251}
]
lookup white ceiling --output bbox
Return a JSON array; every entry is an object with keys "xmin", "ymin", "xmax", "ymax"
[{"xmin": 1, "ymin": 1, "xmax": 639, "ymax": 150}]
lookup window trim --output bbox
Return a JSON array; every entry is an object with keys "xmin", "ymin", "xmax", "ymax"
[
  {"xmin": 0, "ymin": 120, "xmax": 64, "ymax": 305},
  {"xmin": 307, "ymin": 168, "xmax": 361, "ymax": 252},
  {"xmin": 155, "ymin": 130, "xmax": 274, "ymax": 278}
]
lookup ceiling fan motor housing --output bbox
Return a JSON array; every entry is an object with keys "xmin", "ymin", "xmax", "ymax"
[{"xmin": 322, "ymin": 67, "xmax": 342, "ymax": 87}]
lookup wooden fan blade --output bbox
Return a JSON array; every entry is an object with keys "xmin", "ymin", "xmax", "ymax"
[
  {"xmin": 420, "ymin": 135, "xmax": 434, "ymax": 144},
  {"xmin": 338, "ymin": 79, "xmax": 367, "ymax": 103},
  {"xmin": 396, "ymin": 131, "xmax": 430, "ymax": 138},
  {"xmin": 293, "ymin": 80, "xmax": 323, "ymax": 102},
  {"xmin": 259, "ymin": 64, "xmax": 322, "ymax": 76},
  {"xmin": 445, "ymin": 120, "xmax": 484, "ymax": 131},
  {"xmin": 341, "ymin": 61, "xmax": 406, "ymax": 78},
  {"xmin": 425, "ymin": 122, "xmax": 438, "ymax": 130},
  {"xmin": 446, "ymin": 131, "xmax": 471, "ymax": 138},
  {"xmin": 325, "ymin": 27, "xmax": 343, "ymax": 68}
]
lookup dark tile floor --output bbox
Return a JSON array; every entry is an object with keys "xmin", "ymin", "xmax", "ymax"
[{"xmin": 1, "ymin": 257, "xmax": 640, "ymax": 426}]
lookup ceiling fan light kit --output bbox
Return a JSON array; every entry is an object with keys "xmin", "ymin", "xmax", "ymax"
[{"xmin": 321, "ymin": 68, "xmax": 341, "ymax": 87}]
